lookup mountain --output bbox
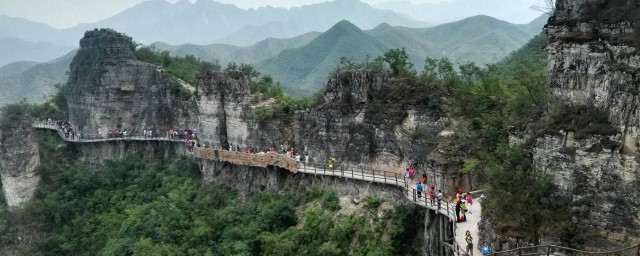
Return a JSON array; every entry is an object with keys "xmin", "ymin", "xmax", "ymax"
[
  {"xmin": 375, "ymin": 0, "xmax": 544, "ymax": 25},
  {"xmin": 0, "ymin": 15, "xmax": 69, "ymax": 45},
  {"xmin": 153, "ymin": 31, "xmax": 321, "ymax": 65},
  {"xmin": 0, "ymin": 37, "xmax": 74, "ymax": 66},
  {"xmin": 257, "ymin": 20, "xmax": 388, "ymax": 96},
  {"xmin": 63, "ymin": 0, "xmax": 427, "ymax": 46},
  {"xmin": 0, "ymin": 50, "xmax": 75, "ymax": 106},
  {"xmin": 255, "ymin": 15, "xmax": 546, "ymax": 96}
]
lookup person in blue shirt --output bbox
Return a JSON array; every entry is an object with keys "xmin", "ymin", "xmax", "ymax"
[
  {"xmin": 416, "ymin": 182, "xmax": 423, "ymax": 199},
  {"xmin": 481, "ymin": 241, "xmax": 493, "ymax": 255}
]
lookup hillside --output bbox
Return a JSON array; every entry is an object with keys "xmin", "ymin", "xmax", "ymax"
[
  {"xmin": 153, "ymin": 31, "xmax": 320, "ymax": 65},
  {"xmin": 257, "ymin": 20, "xmax": 387, "ymax": 96},
  {"xmin": 375, "ymin": 0, "xmax": 544, "ymax": 25},
  {"xmin": 0, "ymin": 50, "xmax": 74, "ymax": 106},
  {"xmin": 0, "ymin": 37, "xmax": 74, "ymax": 66},
  {"xmin": 256, "ymin": 15, "xmax": 545, "ymax": 95}
]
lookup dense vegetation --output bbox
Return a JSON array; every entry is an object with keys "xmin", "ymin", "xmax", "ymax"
[
  {"xmin": 134, "ymin": 45, "xmax": 221, "ymax": 85},
  {"xmin": 341, "ymin": 33, "xmax": 576, "ymax": 245},
  {"xmin": 0, "ymin": 130, "xmax": 418, "ymax": 255}
]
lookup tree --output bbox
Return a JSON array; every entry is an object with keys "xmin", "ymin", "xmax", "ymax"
[{"xmin": 380, "ymin": 48, "xmax": 415, "ymax": 77}]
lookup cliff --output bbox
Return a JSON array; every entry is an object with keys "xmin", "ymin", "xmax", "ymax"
[
  {"xmin": 65, "ymin": 29, "xmax": 197, "ymax": 137},
  {"xmin": 297, "ymin": 70, "xmax": 446, "ymax": 180},
  {"xmin": 527, "ymin": 0, "xmax": 639, "ymax": 248},
  {"xmin": 0, "ymin": 106, "xmax": 40, "ymax": 207}
]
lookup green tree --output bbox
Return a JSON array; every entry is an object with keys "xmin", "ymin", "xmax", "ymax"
[{"xmin": 380, "ymin": 48, "xmax": 415, "ymax": 77}]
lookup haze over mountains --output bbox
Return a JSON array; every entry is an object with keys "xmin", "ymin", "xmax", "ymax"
[
  {"xmin": 0, "ymin": 0, "xmax": 548, "ymax": 105},
  {"xmin": 375, "ymin": 0, "xmax": 546, "ymax": 25},
  {"xmin": 157, "ymin": 15, "xmax": 547, "ymax": 96}
]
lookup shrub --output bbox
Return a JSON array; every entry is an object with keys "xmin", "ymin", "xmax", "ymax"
[{"xmin": 364, "ymin": 195, "xmax": 382, "ymax": 209}]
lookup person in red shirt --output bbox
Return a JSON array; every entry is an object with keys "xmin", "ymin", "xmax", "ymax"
[{"xmin": 429, "ymin": 186, "xmax": 436, "ymax": 206}]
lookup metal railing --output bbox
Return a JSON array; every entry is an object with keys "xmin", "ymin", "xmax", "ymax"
[
  {"xmin": 32, "ymin": 123, "xmax": 192, "ymax": 143},
  {"xmin": 492, "ymin": 244, "xmax": 640, "ymax": 256}
]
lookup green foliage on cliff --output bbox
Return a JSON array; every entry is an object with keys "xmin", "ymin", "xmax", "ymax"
[
  {"xmin": 251, "ymin": 75, "xmax": 317, "ymax": 123},
  {"xmin": 0, "ymin": 133, "xmax": 417, "ymax": 255},
  {"xmin": 135, "ymin": 45, "xmax": 221, "ymax": 85}
]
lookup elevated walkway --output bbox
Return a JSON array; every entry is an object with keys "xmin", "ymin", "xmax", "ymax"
[{"xmin": 32, "ymin": 122, "xmax": 639, "ymax": 256}]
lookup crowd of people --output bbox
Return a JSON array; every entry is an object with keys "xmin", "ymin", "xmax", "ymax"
[
  {"xmin": 47, "ymin": 118, "xmax": 78, "ymax": 140},
  {"xmin": 406, "ymin": 167, "xmax": 477, "ymax": 223}
]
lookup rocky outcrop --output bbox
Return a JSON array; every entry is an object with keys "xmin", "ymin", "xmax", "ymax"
[
  {"xmin": 65, "ymin": 29, "xmax": 197, "ymax": 137},
  {"xmin": 528, "ymin": 0, "xmax": 640, "ymax": 247},
  {"xmin": 297, "ymin": 70, "xmax": 446, "ymax": 180},
  {"xmin": 0, "ymin": 117, "xmax": 40, "ymax": 207},
  {"xmin": 196, "ymin": 70, "xmax": 253, "ymax": 148}
]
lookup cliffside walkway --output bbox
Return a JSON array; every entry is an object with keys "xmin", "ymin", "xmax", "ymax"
[
  {"xmin": 195, "ymin": 147, "xmax": 480, "ymax": 255},
  {"xmin": 33, "ymin": 123, "xmax": 638, "ymax": 255}
]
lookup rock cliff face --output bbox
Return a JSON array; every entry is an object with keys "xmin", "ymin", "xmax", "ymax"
[
  {"xmin": 297, "ymin": 70, "xmax": 446, "ymax": 180},
  {"xmin": 65, "ymin": 29, "xmax": 197, "ymax": 137},
  {"xmin": 532, "ymin": 0, "xmax": 639, "ymax": 247},
  {"xmin": 0, "ymin": 118, "xmax": 40, "ymax": 207},
  {"xmin": 196, "ymin": 70, "xmax": 253, "ymax": 148}
]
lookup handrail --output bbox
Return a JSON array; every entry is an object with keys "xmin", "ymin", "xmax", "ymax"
[
  {"xmin": 32, "ymin": 123, "xmax": 192, "ymax": 143},
  {"xmin": 493, "ymin": 243, "xmax": 640, "ymax": 255}
]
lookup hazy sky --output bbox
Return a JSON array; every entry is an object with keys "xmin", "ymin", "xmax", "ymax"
[{"xmin": 0, "ymin": 0, "xmax": 537, "ymax": 28}]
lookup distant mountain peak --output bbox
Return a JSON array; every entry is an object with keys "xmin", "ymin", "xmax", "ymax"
[
  {"xmin": 373, "ymin": 23, "xmax": 393, "ymax": 30},
  {"xmin": 327, "ymin": 20, "xmax": 362, "ymax": 34}
]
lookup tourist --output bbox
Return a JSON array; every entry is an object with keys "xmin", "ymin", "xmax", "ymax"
[
  {"xmin": 295, "ymin": 153, "xmax": 301, "ymax": 162},
  {"xmin": 481, "ymin": 241, "xmax": 493, "ymax": 255},
  {"xmin": 420, "ymin": 174, "xmax": 426, "ymax": 184},
  {"xmin": 429, "ymin": 186, "xmax": 436, "ymax": 206},
  {"xmin": 461, "ymin": 200, "xmax": 468, "ymax": 221},
  {"xmin": 465, "ymin": 231, "xmax": 474, "ymax": 256},
  {"xmin": 305, "ymin": 152, "xmax": 309, "ymax": 164},
  {"xmin": 455, "ymin": 199, "xmax": 462, "ymax": 222},
  {"xmin": 408, "ymin": 166, "xmax": 415, "ymax": 179},
  {"xmin": 437, "ymin": 189, "xmax": 443, "ymax": 208},
  {"xmin": 416, "ymin": 182, "xmax": 423, "ymax": 199},
  {"xmin": 404, "ymin": 169, "xmax": 410, "ymax": 183},
  {"xmin": 466, "ymin": 192, "xmax": 474, "ymax": 213}
]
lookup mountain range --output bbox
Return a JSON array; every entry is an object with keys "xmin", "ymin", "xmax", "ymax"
[
  {"xmin": 0, "ymin": 0, "xmax": 427, "ymax": 48},
  {"xmin": 156, "ymin": 15, "xmax": 547, "ymax": 96},
  {"xmin": 375, "ymin": 0, "xmax": 545, "ymax": 25},
  {"xmin": 0, "ymin": 50, "xmax": 74, "ymax": 106}
]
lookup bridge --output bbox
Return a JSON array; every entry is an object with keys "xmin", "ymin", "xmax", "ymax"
[{"xmin": 32, "ymin": 122, "xmax": 640, "ymax": 256}]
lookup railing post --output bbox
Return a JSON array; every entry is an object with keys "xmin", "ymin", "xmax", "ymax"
[
  {"xmin": 341, "ymin": 165, "xmax": 344, "ymax": 177},
  {"xmin": 373, "ymin": 169, "xmax": 376, "ymax": 182},
  {"xmin": 412, "ymin": 188, "xmax": 416, "ymax": 202},
  {"xmin": 361, "ymin": 166, "xmax": 364, "ymax": 180},
  {"xmin": 395, "ymin": 172, "xmax": 397, "ymax": 185},
  {"xmin": 384, "ymin": 171, "xmax": 387, "ymax": 183}
]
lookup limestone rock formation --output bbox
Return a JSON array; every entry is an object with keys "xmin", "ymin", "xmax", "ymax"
[
  {"xmin": 65, "ymin": 29, "xmax": 197, "ymax": 137},
  {"xmin": 0, "ymin": 117, "xmax": 40, "ymax": 207},
  {"xmin": 297, "ymin": 70, "xmax": 446, "ymax": 178},
  {"xmin": 196, "ymin": 70, "xmax": 253, "ymax": 148},
  {"xmin": 534, "ymin": 0, "xmax": 639, "ymax": 247}
]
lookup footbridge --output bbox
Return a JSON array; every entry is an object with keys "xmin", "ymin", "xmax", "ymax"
[{"xmin": 32, "ymin": 122, "xmax": 640, "ymax": 256}]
